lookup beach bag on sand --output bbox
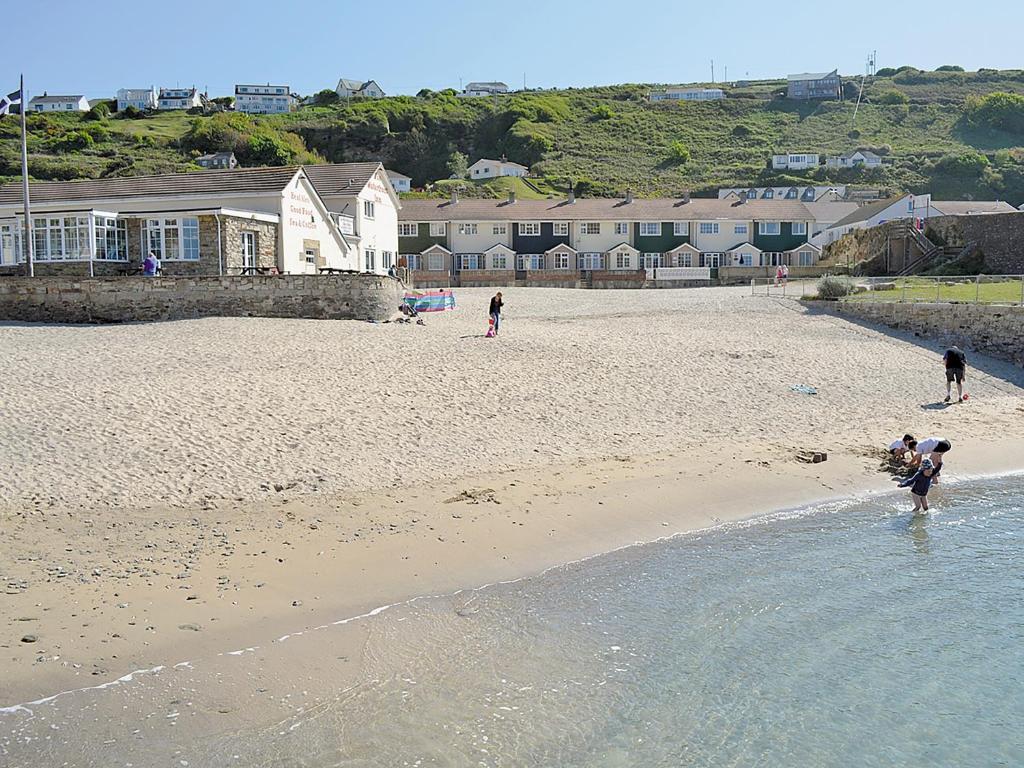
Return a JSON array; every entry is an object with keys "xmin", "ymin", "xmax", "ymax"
[{"xmin": 486, "ymin": 315, "xmax": 496, "ymax": 338}]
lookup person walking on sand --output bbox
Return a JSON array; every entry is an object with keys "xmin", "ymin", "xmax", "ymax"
[
  {"xmin": 782, "ymin": 263, "xmax": 789, "ymax": 285},
  {"xmin": 775, "ymin": 265, "xmax": 783, "ymax": 286},
  {"xmin": 943, "ymin": 345, "xmax": 967, "ymax": 403},
  {"xmin": 898, "ymin": 458, "xmax": 937, "ymax": 513},
  {"xmin": 488, "ymin": 291, "xmax": 504, "ymax": 337}
]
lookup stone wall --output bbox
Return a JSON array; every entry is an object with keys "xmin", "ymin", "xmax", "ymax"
[
  {"xmin": 219, "ymin": 217, "xmax": 279, "ymax": 273},
  {"xmin": 457, "ymin": 270, "xmax": 516, "ymax": 287},
  {"xmin": 0, "ymin": 274, "xmax": 403, "ymax": 324},
  {"xmin": 827, "ymin": 300, "xmax": 1024, "ymax": 366},
  {"xmin": 718, "ymin": 265, "xmax": 843, "ymax": 285},
  {"xmin": 924, "ymin": 212, "xmax": 1024, "ymax": 274}
]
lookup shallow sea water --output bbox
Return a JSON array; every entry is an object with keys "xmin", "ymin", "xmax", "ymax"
[{"xmin": 3, "ymin": 476, "xmax": 1022, "ymax": 767}]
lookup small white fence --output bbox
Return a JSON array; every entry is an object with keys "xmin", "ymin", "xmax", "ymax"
[{"xmin": 645, "ymin": 267, "xmax": 712, "ymax": 281}]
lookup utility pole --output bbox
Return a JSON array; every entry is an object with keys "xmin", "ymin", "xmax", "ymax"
[
  {"xmin": 19, "ymin": 74, "xmax": 34, "ymax": 277},
  {"xmin": 711, "ymin": 59, "xmax": 715, "ymax": 83},
  {"xmin": 724, "ymin": 65, "xmax": 728, "ymax": 84}
]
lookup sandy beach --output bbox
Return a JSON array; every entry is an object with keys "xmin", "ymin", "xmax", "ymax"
[{"xmin": 2, "ymin": 286, "xmax": 1024, "ymax": 705}]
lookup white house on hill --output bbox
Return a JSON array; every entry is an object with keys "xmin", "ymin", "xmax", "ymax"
[
  {"xmin": 29, "ymin": 94, "xmax": 89, "ymax": 112},
  {"xmin": 772, "ymin": 153, "xmax": 820, "ymax": 170},
  {"xmin": 649, "ymin": 87, "xmax": 725, "ymax": 102},
  {"xmin": 234, "ymin": 84, "xmax": 292, "ymax": 114},
  {"xmin": 469, "ymin": 158, "xmax": 528, "ymax": 179},
  {"xmin": 158, "ymin": 88, "xmax": 202, "ymax": 110},
  {"xmin": 826, "ymin": 150, "xmax": 883, "ymax": 169},
  {"xmin": 387, "ymin": 170, "xmax": 412, "ymax": 193},
  {"xmin": 461, "ymin": 82, "xmax": 508, "ymax": 97},
  {"xmin": 116, "ymin": 88, "xmax": 157, "ymax": 111},
  {"xmin": 336, "ymin": 79, "xmax": 385, "ymax": 99}
]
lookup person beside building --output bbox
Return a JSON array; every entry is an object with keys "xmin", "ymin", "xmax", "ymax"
[
  {"xmin": 142, "ymin": 251, "xmax": 160, "ymax": 277},
  {"xmin": 943, "ymin": 345, "xmax": 967, "ymax": 403}
]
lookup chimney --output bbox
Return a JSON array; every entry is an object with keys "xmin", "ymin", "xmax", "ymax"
[
  {"xmin": 507, "ymin": 190, "xmax": 516, "ymax": 204},
  {"xmin": 451, "ymin": 188, "xmax": 459, "ymax": 205},
  {"xmin": 625, "ymin": 189, "xmax": 633, "ymax": 204},
  {"xmin": 568, "ymin": 182, "xmax": 576, "ymax": 204}
]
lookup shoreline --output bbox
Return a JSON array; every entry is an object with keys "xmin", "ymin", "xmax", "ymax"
[{"xmin": 5, "ymin": 436, "xmax": 1023, "ymax": 708}]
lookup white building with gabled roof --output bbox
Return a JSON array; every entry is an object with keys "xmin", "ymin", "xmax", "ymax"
[
  {"xmin": 29, "ymin": 93, "xmax": 89, "ymax": 112},
  {"xmin": 116, "ymin": 88, "xmax": 157, "ymax": 112},
  {"xmin": 469, "ymin": 158, "xmax": 528, "ymax": 179},
  {"xmin": 460, "ymin": 82, "xmax": 508, "ymax": 97},
  {"xmin": 234, "ymin": 84, "xmax": 291, "ymax": 114},
  {"xmin": 336, "ymin": 79, "xmax": 385, "ymax": 98}
]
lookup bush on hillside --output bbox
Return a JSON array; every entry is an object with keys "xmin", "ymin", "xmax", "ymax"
[
  {"xmin": 52, "ymin": 131, "xmax": 94, "ymax": 152},
  {"xmin": 936, "ymin": 65, "xmax": 965, "ymax": 72},
  {"xmin": 731, "ymin": 124, "xmax": 753, "ymax": 137},
  {"xmin": 667, "ymin": 141, "xmax": 690, "ymax": 164},
  {"xmin": 876, "ymin": 89, "xmax": 909, "ymax": 105},
  {"xmin": 84, "ymin": 103, "xmax": 110, "ymax": 121},
  {"xmin": 933, "ymin": 151, "xmax": 990, "ymax": 176},
  {"xmin": 590, "ymin": 104, "xmax": 614, "ymax": 121},
  {"xmin": 117, "ymin": 105, "xmax": 145, "ymax": 119},
  {"xmin": 446, "ymin": 150, "xmax": 468, "ymax": 178},
  {"xmin": 816, "ymin": 276, "xmax": 853, "ymax": 300},
  {"xmin": 964, "ymin": 91, "xmax": 1024, "ymax": 134},
  {"xmin": 875, "ymin": 67, "xmax": 899, "ymax": 78},
  {"xmin": 312, "ymin": 89, "xmax": 339, "ymax": 106}
]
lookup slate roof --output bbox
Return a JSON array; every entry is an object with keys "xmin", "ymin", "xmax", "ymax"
[
  {"xmin": 0, "ymin": 166, "xmax": 303, "ymax": 206},
  {"xmin": 929, "ymin": 201, "xmax": 1017, "ymax": 216},
  {"xmin": 29, "ymin": 95, "xmax": 85, "ymax": 104},
  {"xmin": 829, "ymin": 195, "xmax": 909, "ymax": 228},
  {"xmin": 303, "ymin": 163, "xmax": 383, "ymax": 194},
  {"xmin": 787, "ymin": 70, "xmax": 838, "ymax": 81},
  {"xmin": 398, "ymin": 197, "xmax": 814, "ymax": 222}
]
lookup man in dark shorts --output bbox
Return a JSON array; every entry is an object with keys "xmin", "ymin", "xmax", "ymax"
[
  {"xmin": 488, "ymin": 291, "xmax": 504, "ymax": 336},
  {"xmin": 942, "ymin": 345, "xmax": 967, "ymax": 403}
]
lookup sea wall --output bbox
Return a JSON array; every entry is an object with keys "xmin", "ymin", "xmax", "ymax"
[
  {"xmin": 924, "ymin": 212, "xmax": 1024, "ymax": 274},
  {"xmin": 0, "ymin": 274, "xmax": 404, "ymax": 324},
  {"xmin": 828, "ymin": 300, "xmax": 1024, "ymax": 366}
]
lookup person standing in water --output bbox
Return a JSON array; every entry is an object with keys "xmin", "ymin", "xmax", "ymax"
[{"xmin": 899, "ymin": 458, "xmax": 937, "ymax": 513}]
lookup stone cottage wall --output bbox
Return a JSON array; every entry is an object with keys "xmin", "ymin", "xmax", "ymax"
[{"xmin": 0, "ymin": 274, "xmax": 403, "ymax": 324}]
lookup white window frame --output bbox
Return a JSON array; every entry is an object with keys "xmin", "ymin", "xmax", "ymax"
[
  {"xmin": 492, "ymin": 223, "xmax": 508, "ymax": 235},
  {"xmin": 552, "ymin": 222, "xmax": 569, "ymax": 236},
  {"xmin": 458, "ymin": 253, "xmax": 482, "ymax": 270},
  {"xmin": 144, "ymin": 217, "xmax": 200, "ymax": 262},
  {"xmin": 519, "ymin": 222, "xmax": 540, "ymax": 236},
  {"xmin": 427, "ymin": 252, "xmax": 444, "ymax": 271},
  {"xmin": 676, "ymin": 252, "xmax": 693, "ymax": 267},
  {"xmin": 614, "ymin": 251, "xmax": 632, "ymax": 269},
  {"xmin": 734, "ymin": 224, "xmax": 748, "ymax": 235},
  {"xmin": 364, "ymin": 249, "xmax": 376, "ymax": 271},
  {"xmin": 240, "ymin": 231, "xmax": 256, "ymax": 268},
  {"xmin": 798, "ymin": 250, "xmax": 814, "ymax": 266},
  {"xmin": 363, "ymin": 201, "xmax": 375, "ymax": 219},
  {"xmin": 516, "ymin": 253, "xmax": 544, "ymax": 271},
  {"xmin": 672, "ymin": 221, "xmax": 689, "ymax": 236},
  {"xmin": 639, "ymin": 222, "xmax": 660, "ymax": 236},
  {"xmin": 641, "ymin": 252, "xmax": 661, "ymax": 268},
  {"xmin": 429, "ymin": 222, "xmax": 446, "ymax": 237},
  {"xmin": 581, "ymin": 222, "xmax": 601, "ymax": 236},
  {"xmin": 792, "ymin": 221, "xmax": 807, "ymax": 235},
  {"xmin": 758, "ymin": 221, "xmax": 781, "ymax": 236},
  {"xmin": 457, "ymin": 223, "xmax": 478, "ymax": 235},
  {"xmin": 490, "ymin": 252, "xmax": 508, "ymax": 270},
  {"xmin": 734, "ymin": 251, "xmax": 754, "ymax": 267},
  {"xmin": 554, "ymin": 252, "xmax": 570, "ymax": 270},
  {"xmin": 92, "ymin": 217, "xmax": 128, "ymax": 262},
  {"xmin": 579, "ymin": 252, "xmax": 603, "ymax": 270},
  {"xmin": 613, "ymin": 222, "xmax": 629, "ymax": 236},
  {"xmin": 404, "ymin": 254, "xmax": 421, "ymax": 270},
  {"xmin": 698, "ymin": 222, "xmax": 720, "ymax": 235},
  {"xmin": 398, "ymin": 223, "xmax": 418, "ymax": 237}
]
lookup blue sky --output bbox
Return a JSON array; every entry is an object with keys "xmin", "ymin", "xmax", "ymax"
[{"xmin": 10, "ymin": 0, "xmax": 1024, "ymax": 98}]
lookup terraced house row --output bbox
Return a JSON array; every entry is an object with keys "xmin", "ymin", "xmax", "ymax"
[{"xmin": 398, "ymin": 193, "xmax": 821, "ymax": 286}]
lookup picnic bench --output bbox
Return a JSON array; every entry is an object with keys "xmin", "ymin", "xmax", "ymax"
[
  {"xmin": 317, "ymin": 267, "xmax": 361, "ymax": 275},
  {"xmin": 239, "ymin": 266, "xmax": 278, "ymax": 275}
]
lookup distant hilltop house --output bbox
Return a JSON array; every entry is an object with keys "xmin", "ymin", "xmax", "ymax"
[
  {"xmin": 787, "ymin": 70, "xmax": 841, "ymax": 100},
  {"xmin": 772, "ymin": 153, "xmax": 820, "ymax": 171},
  {"xmin": 196, "ymin": 151, "xmax": 238, "ymax": 170},
  {"xmin": 719, "ymin": 185, "xmax": 847, "ymax": 203},
  {"xmin": 386, "ymin": 169, "xmax": 412, "ymax": 193},
  {"xmin": 158, "ymin": 87, "xmax": 202, "ymax": 110},
  {"xmin": 234, "ymin": 84, "xmax": 292, "ymax": 114},
  {"xmin": 460, "ymin": 82, "xmax": 509, "ymax": 98},
  {"xmin": 826, "ymin": 150, "xmax": 883, "ymax": 169},
  {"xmin": 469, "ymin": 158, "xmax": 529, "ymax": 180},
  {"xmin": 116, "ymin": 87, "xmax": 157, "ymax": 112},
  {"xmin": 649, "ymin": 87, "xmax": 725, "ymax": 102},
  {"xmin": 335, "ymin": 78, "xmax": 385, "ymax": 99},
  {"xmin": 29, "ymin": 93, "xmax": 89, "ymax": 112}
]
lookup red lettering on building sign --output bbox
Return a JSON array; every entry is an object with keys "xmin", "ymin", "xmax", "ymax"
[{"xmin": 288, "ymin": 218, "xmax": 317, "ymax": 230}]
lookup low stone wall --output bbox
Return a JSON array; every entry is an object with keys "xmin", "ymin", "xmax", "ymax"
[
  {"xmin": 590, "ymin": 270, "xmax": 645, "ymax": 289},
  {"xmin": 826, "ymin": 300, "xmax": 1024, "ymax": 366},
  {"xmin": 0, "ymin": 274, "xmax": 403, "ymax": 324},
  {"xmin": 924, "ymin": 212, "xmax": 1024, "ymax": 274},
  {"xmin": 718, "ymin": 265, "xmax": 843, "ymax": 285},
  {"xmin": 457, "ymin": 270, "xmax": 516, "ymax": 287}
]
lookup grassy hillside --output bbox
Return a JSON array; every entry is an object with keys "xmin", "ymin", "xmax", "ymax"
[{"xmin": 3, "ymin": 67, "xmax": 1024, "ymax": 204}]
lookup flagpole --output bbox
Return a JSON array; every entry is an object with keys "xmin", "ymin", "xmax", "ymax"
[{"xmin": 20, "ymin": 73, "xmax": 34, "ymax": 277}]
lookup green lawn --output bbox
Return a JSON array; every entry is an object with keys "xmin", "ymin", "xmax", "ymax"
[{"xmin": 846, "ymin": 276, "xmax": 1024, "ymax": 304}]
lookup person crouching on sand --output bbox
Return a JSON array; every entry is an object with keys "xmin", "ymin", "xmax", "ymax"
[
  {"xmin": 898, "ymin": 458, "xmax": 937, "ymax": 513},
  {"xmin": 889, "ymin": 434, "xmax": 917, "ymax": 460}
]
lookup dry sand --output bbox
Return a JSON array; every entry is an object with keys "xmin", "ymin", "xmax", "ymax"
[{"xmin": 2, "ymin": 286, "xmax": 1023, "ymax": 704}]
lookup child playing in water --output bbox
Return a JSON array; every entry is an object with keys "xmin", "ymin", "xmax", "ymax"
[{"xmin": 898, "ymin": 458, "xmax": 936, "ymax": 513}]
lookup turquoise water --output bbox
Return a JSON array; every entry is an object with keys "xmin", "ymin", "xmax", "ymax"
[{"xmin": 3, "ymin": 477, "xmax": 1023, "ymax": 766}]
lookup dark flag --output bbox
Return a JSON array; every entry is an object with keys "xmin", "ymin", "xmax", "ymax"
[{"xmin": 0, "ymin": 88, "xmax": 21, "ymax": 115}]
